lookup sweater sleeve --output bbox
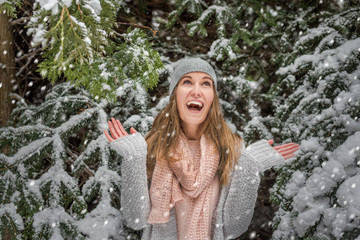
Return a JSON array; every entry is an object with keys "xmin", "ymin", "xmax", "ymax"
[
  {"xmin": 221, "ymin": 140, "xmax": 285, "ymax": 239},
  {"xmin": 110, "ymin": 133, "xmax": 150, "ymax": 230},
  {"xmin": 244, "ymin": 139, "xmax": 285, "ymax": 172}
]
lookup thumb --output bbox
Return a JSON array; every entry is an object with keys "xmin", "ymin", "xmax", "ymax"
[{"xmin": 130, "ymin": 127, "xmax": 137, "ymax": 134}]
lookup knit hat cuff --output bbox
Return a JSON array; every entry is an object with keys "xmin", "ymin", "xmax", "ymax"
[{"xmin": 169, "ymin": 58, "xmax": 217, "ymax": 96}]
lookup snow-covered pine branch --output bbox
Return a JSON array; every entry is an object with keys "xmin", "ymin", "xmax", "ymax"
[
  {"xmin": 270, "ymin": 7, "xmax": 360, "ymax": 240},
  {"xmin": 0, "ymin": 81, "xmax": 155, "ymax": 238},
  {"xmin": 1, "ymin": 0, "xmax": 163, "ymax": 102}
]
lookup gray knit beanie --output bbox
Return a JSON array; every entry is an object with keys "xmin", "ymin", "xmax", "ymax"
[{"xmin": 169, "ymin": 58, "xmax": 217, "ymax": 96}]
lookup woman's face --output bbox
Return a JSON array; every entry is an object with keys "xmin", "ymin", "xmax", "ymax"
[{"xmin": 175, "ymin": 72, "xmax": 215, "ymax": 131}]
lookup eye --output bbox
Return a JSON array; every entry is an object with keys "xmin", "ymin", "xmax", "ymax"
[
  {"xmin": 202, "ymin": 81, "xmax": 211, "ymax": 87},
  {"xmin": 183, "ymin": 79, "xmax": 192, "ymax": 85}
]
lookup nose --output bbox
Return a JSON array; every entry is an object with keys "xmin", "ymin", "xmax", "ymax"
[{"xmin": 190, "ymin": 83, "xmax": 201, "ymax": 97}]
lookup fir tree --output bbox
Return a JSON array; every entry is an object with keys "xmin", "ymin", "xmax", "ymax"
[
  {"xmin": 166, "ymin": 0, "xmax": 283, "ymax": 82},
  {"xmin": 269, "ymin": 5, "xmax": 360, "ymax": 240},
  {"xmin": 3, "ymin": 0, "xmax": 359, "ymax": 239},
  {"xmin": 0, "ymin": 81, "xmax": 158, "ymax": 239},
  {"xmin": 1, "ymin": 0, "xmax": 163, "ymax": 102}
]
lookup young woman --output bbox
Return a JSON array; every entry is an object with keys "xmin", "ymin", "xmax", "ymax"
[{"xmin": 104, "ymin": 58, "xmax": 299, "ymax": 240}]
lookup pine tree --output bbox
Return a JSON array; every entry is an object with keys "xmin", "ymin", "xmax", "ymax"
[
  {"xmin": 1, "ymin": 0, "xmax": 163, "ymax": 103},
  {"xmin": 269, "ymin": 5, "xmax": 360, "ymax": 239},
  {"xmin": 3, "ymin": 0, "xmax": 359, "ymax": 239},
  {"xmin": 0, "ymin": 80, "xmax": 159, "ymax": 239},
  {"xmin": 166, "ymin": 0, "xmax": 284, "ymax": 83}
]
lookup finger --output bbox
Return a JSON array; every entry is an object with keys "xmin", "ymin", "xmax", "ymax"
[
  {"xmin": 278, "ymin": 146, "xmax": 300, "ymax": 157},
  {"xmin": 273, "ymin": 143, "xmax": 299, "ymax": 151},
  {"xmin": 116, "ymin": 119, "xmax": 129, "ymax": 136},
  {"xmin": 111, "ymin": 118, "xmax": 122, "ymax": 137},
  {"xmin": 103, "ymin": 130, "xmax": 114, "ymax": 142},
  {"xmin": 272, "ymin": 142, "xmax": 297, "ymax": 149},
  {"xmin": 130, "ymin": 127, "xmax": 137, "ymax": 134},
  {"xmin": 283, "ymin": 153, "xmax": 295, "ymax": 160},
  {"xmin": 108, "ymin": 121, "xmax": 120, "ymax": 139},
  {"xmin": 268, "ymin": 139, "xmax": 274, "ymax": 146},
  {"xmin": 281, "ymin": 144, "xmax": 300, "ymax": 152}
]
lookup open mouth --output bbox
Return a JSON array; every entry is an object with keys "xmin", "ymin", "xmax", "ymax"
[{"xmin": 186, "ymin": 101, "xmax": 203, "ymax": 111}]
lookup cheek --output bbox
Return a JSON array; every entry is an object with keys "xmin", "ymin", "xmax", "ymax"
[
  {"xmin": 176, "ymin": 88, "xmax": 184, "ymax": 102},
  {"xmin": 206, "ymin": 92, "xmax": 215, "ymax": 107},
  {"xmin": 176, "ymin": 88, "xmax": 188, "ymax": 108},
  {"xmin": 176, "ymin": 94, "xmax": 183, "ymax": 111},
  {"xmin": 175, "ymin": 92, "xmax": 185, "ymax": 118}
]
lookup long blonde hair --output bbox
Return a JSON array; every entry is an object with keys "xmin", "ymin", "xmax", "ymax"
[{"xmin": 145, "ymin": 85, "xmax": 243, "ymax": 186}]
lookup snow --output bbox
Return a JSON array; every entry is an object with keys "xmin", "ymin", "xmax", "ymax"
[
  {"xmin": 294, "ymin": 208, "xmax": 321, "ymax": 236},
  {"xmin": 208, "ymin": 38, "xmax": 237, "ymax": 61},
  {"xmin": 69, "ymin": 15, "xmax": 88, "ymax": 36},
  {"xmin": 271, "ymin": 6, "xmax": 360, "ymax": 239},
  {"xmin": 76, "ymin": 199, "xmax": 122, "ymax": 239},
  {"xmin": 283, "ymin": 170, "xmax": 306, "ymax": 198},
  {"xmin": 337, "ymin": 175, "xmax": 360, "ymax": 209},
  {"xmin": 102, "ymin": 83, "xmax": 111, "ymax": 90},
  {"xmin": 332, "ymin": 132, "xmax": 360, "ymax": 168},
  {"xmin": 277, "ymin": 38, "xmax": 360, "ymax": 75},
  {"xmin": 0, "ymin": 203, "xmax": 25, "ymax": 230},
  {"xmin": 32, "ymin": 206, "xmax": 74, "ymax": 237},
  {"xmin": 279, "ymin": 130, "xmax": 360, "ymax": 238},
  {"xmin": 124, "ymin": 114, "xmax": 154, "ymax": 133},
  {"xmin": 3, "ymin": 137, "xmax": 52, "ymax": 165},
  {"xmin": 0, "ymin": 82, "xmax": 129, "ymax": 236},
  {"xmin": 30, "ymin": 28, "xmax": 47, "ymax": 47},
  {"xmin": 84, "ymin": 1, "xmax": 102, "ymax": 22},
  {"xmin": 3, "ymin": 2, "xmax": 360, "ymax": 239},
  {"xmin": 38, "ymin": 0, "xmax": 60, "ymax": 15},
  {"xmin": 306, "ymin": 168, "xmax": 337, "ymax": 197},
  {"xmin": 150, "ymin": 96, "xmax": 170, "ymax": 117}
]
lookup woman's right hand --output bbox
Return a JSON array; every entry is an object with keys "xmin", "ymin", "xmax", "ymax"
[{"xmin": 103, "ymin": 118, "xmax": 137, "ymax": 142}]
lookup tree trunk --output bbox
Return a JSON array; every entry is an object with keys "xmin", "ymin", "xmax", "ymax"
[{"xmin": 0, "ymin": 12, "xmax": 15, "ymax": 127}]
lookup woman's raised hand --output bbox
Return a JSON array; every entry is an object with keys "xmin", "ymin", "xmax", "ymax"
[
  {"xmin": 268, "ymin": 139, "xmax": 300, "ymax": 160},
  {"xmin": 103, "ymin": 118, "xmax": 137, "ymax": 142}
]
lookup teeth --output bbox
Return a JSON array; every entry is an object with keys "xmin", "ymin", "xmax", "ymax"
[{"xmin": 186, "ymin": 101, "xmax": 203, "ymax": 107}]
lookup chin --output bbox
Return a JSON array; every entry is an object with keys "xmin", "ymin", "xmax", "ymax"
[{"xmin": 183, "ymin": 117, "xmax": 205, "ymax": 126}]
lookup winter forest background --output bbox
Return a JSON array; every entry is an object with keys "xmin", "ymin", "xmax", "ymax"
[{"xmin": 0, "ymin": 0, "xmax": 359, "ymax": 239}]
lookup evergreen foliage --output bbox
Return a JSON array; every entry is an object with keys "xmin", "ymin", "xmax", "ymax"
[
  {"xmin": 0, "ymin": 82, "xmax": 156, "ymax": 238},
  {"xmin": 0, "ymin": 0, "xmax": 22, "ymax": 17},
  {"xmin": 167, "ymin": 0, "xmax": 283, "ymax": 81},
  {"xmin": 216, "ymin": 74, "xmax": 272, "ymax": 144},
  {"xmin": 2, "ymin": 0, "xmax": 163, "ymax": 102},
  {"xmin": 0, "ymin": 64, "xmax": 261, "ymax": 239},
  {"xmin": 1, "ymin": 0, "xmax": 359, "ymax": 239},
  {"xmin": 269, "ymin": 6, "xmax": 360, "ymax": 239}
]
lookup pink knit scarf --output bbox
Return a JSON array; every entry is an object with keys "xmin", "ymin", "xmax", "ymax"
[{"xmin": 148, "ymin": 131, "xmax": 219, "ymax": 239}]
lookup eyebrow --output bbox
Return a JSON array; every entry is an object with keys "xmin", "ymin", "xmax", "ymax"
[{"xmin": 180, "ymin": 75, "xmax": 213, "ymax": 81}]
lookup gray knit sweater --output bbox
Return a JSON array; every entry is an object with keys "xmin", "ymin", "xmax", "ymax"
[{"xmin": 110, "ymin": 133, "xmax": 285, "ymax": 240}]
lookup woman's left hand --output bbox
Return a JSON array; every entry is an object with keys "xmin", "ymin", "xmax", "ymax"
[{"xmin": 268, "ymin": 140, "xmax": 300, "ymax": 160}]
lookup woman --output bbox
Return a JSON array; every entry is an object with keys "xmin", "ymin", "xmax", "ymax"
[{"xmin": 104, "ymin": 58, "xmax": 299, "ymax": 240}]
